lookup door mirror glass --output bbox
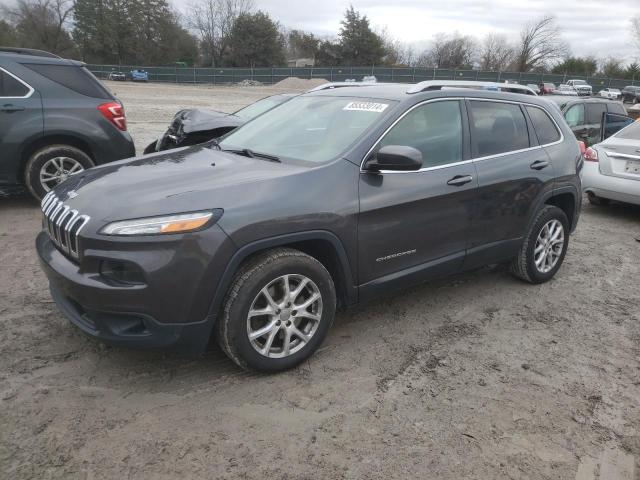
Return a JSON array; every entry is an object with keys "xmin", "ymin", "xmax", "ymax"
[
  {"xmin": 364, "ymin": 145, "xmax": 423, "ymax": 172},
  {"xmin": 601, "ymin": 113, "xmax": 635, "ymax": 141}
]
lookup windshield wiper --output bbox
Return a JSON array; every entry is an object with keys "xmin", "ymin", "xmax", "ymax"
[{"xmin": 223, "ymin": 147, "xmax": 281, "ymax": 162}]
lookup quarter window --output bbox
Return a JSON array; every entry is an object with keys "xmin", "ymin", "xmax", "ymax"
[
  {"xmin": 0, "ymin": 69, "xmax": 30, "ymax": 97},
  {"xmin": 564, "ymin": 104, "xmax": 584, "ymax": 127},
  {"xmin": 377, "ymin": 100, "xmax": 463, "ymax": 168},
  {"xmin": 469, "ymin": 101, "xmax": 529, "ymax": 157},
  {"xmin": 526, "ymin": 106, "xmax": 561, "ymax": 145}
]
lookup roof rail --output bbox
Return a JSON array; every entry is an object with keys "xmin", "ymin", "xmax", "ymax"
[
  {"xmin": 308, "ymin": 81, "xmax": 384, "ymax": 92},
  {"xmin": 407, "ymin": 80, "xmax": 537, "ymax": 96},
  {"xmin": 0, "ymin": 47, "xmax": 61, "ymax": 59}
]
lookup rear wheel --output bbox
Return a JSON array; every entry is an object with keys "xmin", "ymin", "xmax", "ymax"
[
  {"xmin": 510, "ymin": 205, "xmax": 569, "ymax": 284},
  {"xmin": 25, "ymin": 145, "xmax": 94, "ymax": 200},
  {"xmin": 217, "ymin": 248, "xmax": 336, "ymax": 372}
]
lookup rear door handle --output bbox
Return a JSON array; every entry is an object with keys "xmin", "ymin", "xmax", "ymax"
[
  {"xmin": 447, "ymin": 175, "xmax": 473, "ymax": 186},
  {"xmin": 530, "ymin": 160, "xmax": 549, "ymax": 170},
  {"xmin": 0, "ymin": 104, "xmax": 25, "ymax": 113}
]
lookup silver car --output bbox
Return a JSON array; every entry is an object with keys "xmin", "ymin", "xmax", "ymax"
[{"xmin": 584, "ymin": 121, "xmax": 640, "ymax": 206}]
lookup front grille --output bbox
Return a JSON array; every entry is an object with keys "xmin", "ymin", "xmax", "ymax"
[{"xmin": 40, "ymin": 191, "xmax": 90, "ymax": 259}]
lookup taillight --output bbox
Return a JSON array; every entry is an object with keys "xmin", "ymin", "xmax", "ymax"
[
  {"xmin": 577, "ymin": 141, "xmax": 586, "ymax": 155},
  {"xmin": 98, "ymin": 102, "xmax": 127, "ymax": 131},
  {"xmin": 584, "ymin": 147, "xmax": 598, "ymax": 162}
]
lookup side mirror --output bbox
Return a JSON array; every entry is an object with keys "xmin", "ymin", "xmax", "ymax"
[
  {"xmin": 364, "ymin": 145, "xmax": 423, "ymax": 172},
  {"xmin": 601, "ymin": 112, "xmax": 634, "ymax": 141}
]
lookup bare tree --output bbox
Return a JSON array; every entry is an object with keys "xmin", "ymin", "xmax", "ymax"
[
  {"xmin": 188, "ymin": 0, "xmax": 254, "ymax": 67},
  {"xmin": 418, "ymin": 33, "xmax": 477, "ymax": 69},
  {"xmin": 514, "ymin": 15, "xmax": 568, "ymax": 72},
  {"xmin": 479, "ymin": 33, "xmax": 514, "ymax": 71},
  {"xmin": 3, "ymin": 0, "xmax": 74, "ymax": 55},
  {"xmin": 377, "ymin": 27, "xmax": 415, "ymax": 66}
]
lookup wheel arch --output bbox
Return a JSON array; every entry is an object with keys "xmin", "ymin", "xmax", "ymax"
[
  {"xmin": 19, "ymin": 134, "xmax": 95, "ymax": 183},
  {"xmin": 207, "ymin": 230, "xmax": 358, "ymax": 322}
]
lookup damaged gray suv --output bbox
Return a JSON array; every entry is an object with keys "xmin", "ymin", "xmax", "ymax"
[{"xmin": 37, "ymin": 81, "xmax": 582, "ymax": 372}]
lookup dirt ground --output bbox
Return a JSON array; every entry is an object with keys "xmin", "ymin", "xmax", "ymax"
[{"xmin": 1, "ymin": 82, "xmax": 640, "ymax": 480}]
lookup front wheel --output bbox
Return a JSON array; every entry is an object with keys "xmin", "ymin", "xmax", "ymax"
[
  {"xmin": 217, "ymin": 248, "xmax": 337, "ymax": 372},
  {"xmin": 510, "ymin": 205, "xmax": 569, "ymax": 284},
  {"xmin": 24, "ymin": 145, "xmax": 94, "ymax": 200}
]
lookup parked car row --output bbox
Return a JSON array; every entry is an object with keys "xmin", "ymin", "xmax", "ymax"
[{"xmin": 107, "ymin": 69, "xmax": 149, "ymax": 82}]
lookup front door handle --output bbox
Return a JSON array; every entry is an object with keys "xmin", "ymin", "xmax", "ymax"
[
  {"xmin": 0, "ymin": 104, "xmax": 25, "ymax": 113},
  {"xmin": 447, "ymin": 175, "xmax": 473, "ymax": 186},
  {"xmin": 530, "ymin": 160, "xmax": 549, "ymax": 170}
]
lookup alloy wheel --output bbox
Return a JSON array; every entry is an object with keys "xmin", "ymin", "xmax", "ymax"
[
  {"xmin": 534, "ymin": 219, "xmax": 565, "ymax": 274},
  {"xmin": 246, "ymin": 274, "xmax": 323, "ymax": 358},
  {"xmin": 40, "ymin": 157, "xmax": 84, "ymax": 192}
]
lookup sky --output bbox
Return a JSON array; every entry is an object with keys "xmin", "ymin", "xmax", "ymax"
[{"xmin": 175, "ymin": 0, "xmax": 639, "ymax": 62}]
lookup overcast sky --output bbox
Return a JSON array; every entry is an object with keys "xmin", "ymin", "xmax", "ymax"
[{"xmin": 175, "ymin": 0, "xmax": 638, "ymax": 62}]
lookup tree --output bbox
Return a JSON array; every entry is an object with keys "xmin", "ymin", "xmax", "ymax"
[
  {"xmin": 4, "ymin": 0, "xmax": 76, "ymax": 56},
  {"xmin": 188, "ymin": 0, "xmax": 253, "ymax": 67},
  {"xmin": 338, "ymin": 6, "xmax": 385, "ymax": 66},
  {"xmin": 226, "ymin": 11, "xmax": 284, "ymax": 67},
  {"xmin": 599, "ymin": 58, "xmax": 625, "ymax": 78},
  {"xmin": 479, "ymin": 34, "xmax": 513, "ymax": 71},
  {"xmin": 315, "ymin": 39, "xmax": 342, "ymax": 67},
  {"xmin": 514, "ymin": 15, "xmax": 567, "ymax": 72},
  {"xmin": 552, "ymin": 56, "xmax": 597, "ymax": 76},
  {"xmin": 419, "ymin": 33, "xmax": 477, "ymax": 69},
  {"xmin": 285, "ymin": 29, "xmax": 319, "ymax": 61},
  {"xmin": 0, "ymin": 20, "xmax": 18, "ymax": 46},
  {"xmin": 378, "ymin": 27, "xmax": 415, "ymax": 66},
  {"xmin": 625, "ymin": 63, "xmax": 640, "ymax": 80}
]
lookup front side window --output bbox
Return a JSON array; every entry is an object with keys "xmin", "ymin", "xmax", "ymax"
[
  {"xmin": 220, "ymin": 96, "xmax": 396, "ymax": 164},
  {"xmin": 564, "ymin": 104, "xmax": 584, "ymax": 127},
  {"xmin": 376, "ymin": 100, "xmax": 463, "ymax": 168},
  {"xmin": 0, "ymin": 69, "xmax": 30, "ymax": 97},
  {"xmin": 469, "ymin": 101, "xmax": 529, "ymax": 157},
  {"xmin": 526, "ymin": 106, "xmax": 561, "ymax": 145}
]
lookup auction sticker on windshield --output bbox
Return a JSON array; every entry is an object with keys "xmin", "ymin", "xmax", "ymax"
[{"xmin": 344, "ymin": 102, "xmax": 389, "ymax": 113}]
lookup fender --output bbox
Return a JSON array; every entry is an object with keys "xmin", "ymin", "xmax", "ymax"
[
  {"xmin": 526, "ymin": 184, "xmax": 579, "ymax": 235},
  {"xmin": 206, "ymin": 230, "xmax": 358, "ymax": 321}
]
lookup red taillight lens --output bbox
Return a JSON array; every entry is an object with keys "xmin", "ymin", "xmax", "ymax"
[
  {"xmin": 98, "ymin": 102, "xmax": 127, "ymax": 131},
  {"xmin": 584, "ymin": 147, "xmax": 598, "ymax": 162},
  {"xmin": 577, "ymin": 141, "xmax": 586, "ymax": 155}
]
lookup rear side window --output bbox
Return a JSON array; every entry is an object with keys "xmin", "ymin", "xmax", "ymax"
[
  {"xmin": 564, "ymin": 104, "xmax": 584, "ymax": 127},
  {"xmin": 23, "ymin": 64, "xmax": 112, "ymax": 99},
  {"xmin": 607, "ymin": 103, "xmax": 626, "ymax": 116},
  {"xmin": 377, "ymin": 100, "xmax": 463, "ymax": 168},
  {"xmin": 586, "ymin": 103, "xmax": 607, "ymax": 124},
  {"xmin": 469, "ymin": 101, "xmax": 529, "ymax": 157},
  {"xmin": 0, "ymin": 69, "xmax": 30, "ymax": 97},
  {"xmin": 526, "ymin": 106, "xmax": 561, "ymax": 145}
]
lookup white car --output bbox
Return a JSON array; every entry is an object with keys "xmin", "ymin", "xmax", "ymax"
[
  {"xmin": 554, "ymin": 84, "xmax": 579, "ymax": 96},
  {"xmin": 599, "ymin": 88, "xmax": 622, "ymax": 100},
  {"xmin": 583, "ymin": 120, "xmax": 640, "ymax": 206}
]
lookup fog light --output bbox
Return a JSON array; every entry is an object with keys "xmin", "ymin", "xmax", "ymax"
[{"xmin": 99, "ymin": 260, "xmax": 145, "ymax": 285}]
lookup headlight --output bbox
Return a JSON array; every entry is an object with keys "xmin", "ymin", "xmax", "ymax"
[{"xmin": 100, "ymin": 210, "xmax": 220, "ymax": 236}]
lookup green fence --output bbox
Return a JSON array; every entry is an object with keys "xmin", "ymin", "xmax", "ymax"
[{"xmin": 88, "ymin": 65, "xmax": 640, "ymax": 91}]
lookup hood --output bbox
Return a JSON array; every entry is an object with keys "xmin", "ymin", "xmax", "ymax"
[
  {"xmin": 173, "ymin": 108, "xmax": 244, "ymax": 134},
  {"xmin": 54, "ymin": 145, "xmax": 309, "ymax": 224}
]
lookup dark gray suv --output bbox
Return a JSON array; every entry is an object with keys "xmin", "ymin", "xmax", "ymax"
[
  {"xmin": 0, "ymin": 48, "xmax": 135, "ymax": 199},
  {"xmin": 37, "ymin": 82, "xmax": 582, "ymax": 372}
]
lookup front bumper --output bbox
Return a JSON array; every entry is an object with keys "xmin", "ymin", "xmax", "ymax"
[
  {"xmin": 36, "ymin": 225, "xmax": 235, "ymax": 352},
  {"xmin": 582, "ymin": 161, "xmax": 640, "ymax": 205}
]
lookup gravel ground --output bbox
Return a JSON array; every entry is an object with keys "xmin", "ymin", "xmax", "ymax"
[{"xmin": 1, "ymin": 82, "xmax": 640, "ymax": 479}]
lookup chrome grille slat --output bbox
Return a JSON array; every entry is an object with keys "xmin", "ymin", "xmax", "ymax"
[{"xmin": 40, "ymin": 194, "xmax": 90, "ymax": 260}]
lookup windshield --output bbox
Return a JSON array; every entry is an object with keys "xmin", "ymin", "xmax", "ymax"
[
  {"xmin": 234, "ymin": 95, "xmax": 291, "ymax": 121},
  {"xmin": 615, "ymin": 121, "xmax": 640, "ymax": 141},
  {"xmin": 220, "ymin": 96, "xmax": 396, "ymax": 163}
]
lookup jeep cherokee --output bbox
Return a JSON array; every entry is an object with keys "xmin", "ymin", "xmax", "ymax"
[{"xmin": 37, "ymin": 81, "xmax": 582, "ymax": 372}]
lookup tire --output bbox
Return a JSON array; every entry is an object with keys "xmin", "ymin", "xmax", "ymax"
[
  {"xmin": 216, "ymin": 248, "xmax": 337, "ymax": 372},
  {"xmin": 510, "ymin": 205, "xmax": 569, "ymax": 284},
  {"xmin": 587, "ymin": 193, "xmax": 610, "ymax": 206},
  {"xmin": 25, "ymin": 145, "xmax": 94, "ymax": 200}
]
